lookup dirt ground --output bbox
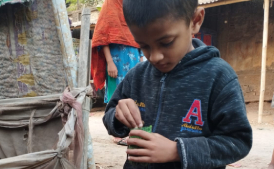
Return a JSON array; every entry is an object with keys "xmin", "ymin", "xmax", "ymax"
[{"xmin": 89, "ymin": 102, "xmax": 274, "ymax": 169}]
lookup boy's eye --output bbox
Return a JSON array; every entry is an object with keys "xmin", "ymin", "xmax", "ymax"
[{"xmin": 161, "ymin": 40, "xmax": 174, "ymax": 47}]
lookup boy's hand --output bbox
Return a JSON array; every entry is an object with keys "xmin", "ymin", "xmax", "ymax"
[
  {"xmin": 126, "ymin": 130, "xmax": 180, "ymax": 163},
  {"xmin": 115, "ymin": 99, "xmax": 143, "ymax": 129}
]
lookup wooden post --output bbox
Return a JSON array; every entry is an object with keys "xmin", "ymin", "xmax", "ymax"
[
  {"xmin": 258, "ymin": 0, "xmax": 270, "ymax": 123},
  {"xmin": 77, "ymin": 8, "xmax": 95, "ymax": 169},
  {"xmin": 51, "ymin": 0, "xmax": 78, "ymax": 88},
  {"xmin": 78, "ymin": 8, "xmax": 91, "ymax": 88}
]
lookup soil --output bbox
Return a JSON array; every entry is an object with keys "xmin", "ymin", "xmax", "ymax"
[{"xmin": 89, "ymin": 102, "xmax": 274, "ymax": 169}]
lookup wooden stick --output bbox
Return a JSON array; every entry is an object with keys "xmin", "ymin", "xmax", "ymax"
[
  {"xmin": 258, "ymin": 0, "xmax": 270, "ymax": 123},
  {"xmin": 77, "ymin": 7, "xmax": 94, "ymax": 169},
  {"xmin": 78, "ymin": 8, "xmax": 92, "ymax": 88},
  {"xmin": 51, "ymin": 0, "xmax": 78, "ymax": 88}
]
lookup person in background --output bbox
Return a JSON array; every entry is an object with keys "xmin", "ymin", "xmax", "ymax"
[{"xmin": 91, "ymin": 0, "xmax": 144, "ymax": 146}]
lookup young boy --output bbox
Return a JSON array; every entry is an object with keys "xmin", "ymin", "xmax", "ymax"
[{"xmin": 103, "ymin": 0, "xmax": 253, "ymax": 168}]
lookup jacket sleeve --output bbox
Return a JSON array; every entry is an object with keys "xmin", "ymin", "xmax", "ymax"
[
  {"xmin": 175, "ymin": 78, "xmax": 253, "ymax": 169},
  {"xmin": 103, "ymin": 76, "xmax": 131, "ymax": 138}
]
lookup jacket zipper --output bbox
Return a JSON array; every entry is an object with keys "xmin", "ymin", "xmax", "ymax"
[{"xmin": 152, "ymin": 74, "xmax": 167, "ymax": 133}]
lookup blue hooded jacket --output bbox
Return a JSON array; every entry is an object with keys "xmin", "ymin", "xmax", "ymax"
[{"xmin": 103, "ymin": 39, "xmax": 252, "ymax": 169}]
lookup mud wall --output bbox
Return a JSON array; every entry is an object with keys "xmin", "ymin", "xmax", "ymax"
[{"xmin": 204, "ymin": 1, "xmax": 274, "ymax": 102}]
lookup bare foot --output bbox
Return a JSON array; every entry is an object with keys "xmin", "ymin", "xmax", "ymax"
[
  {"xmin": 269, "ymin": 149, "xmax": 274, "ymax": 169},
  {"xmin": 113, "ymin": 137, "xmax": 122, "ymax": 143},
  {"xmin": 113, "ymin": 137, "xmax": 129, "ymax": 146}
]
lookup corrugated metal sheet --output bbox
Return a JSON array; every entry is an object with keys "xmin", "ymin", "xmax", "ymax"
[
  {"xmin": 199, "ymin": 0, "xmax": 250, "ymax": 7},
  {"xmin": 199, "ymin": 0, "xmax": 220, "ymax": 5},
  {"xmin": 199, "ymin": 0, "xmax": 250, "ymax": 5},
  {"xmin": 71, "ymin": 18, "xmax": 97, "ymax": 27}
]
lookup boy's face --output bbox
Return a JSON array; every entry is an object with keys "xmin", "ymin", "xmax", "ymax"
[{"xmin": 129, "ymin": 8, "xmax": 204, "ymax": 73}]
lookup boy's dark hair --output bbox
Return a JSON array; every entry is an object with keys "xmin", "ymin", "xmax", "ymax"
[{"xmin": 123, "ymin": 0, "xmax": 198, "ymax": 27}]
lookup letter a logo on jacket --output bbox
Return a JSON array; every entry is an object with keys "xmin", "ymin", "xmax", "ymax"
[{"xmin": 183, "ymin": 99, "xmax": 204, "ymax": 126}]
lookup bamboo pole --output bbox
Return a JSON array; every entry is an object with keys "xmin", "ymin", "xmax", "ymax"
[
  {"xmin": 78, "ymin": 7, "xmax": 96, "ymax": 169},
  {"xmin": 52, "ymin": 0, "xmax": 78, "ymax": 88},
  {"xmin": 78, "ymin": 8, "xmax": 91, "ymax": 88},
  {"xmin": 258, "ymin": 0, "xmax": 270, "ymax": 123}
]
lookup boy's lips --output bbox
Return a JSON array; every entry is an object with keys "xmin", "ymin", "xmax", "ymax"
[{"xmin": 155, "ymin": 63, "xmax": 169, "ymax": 70}]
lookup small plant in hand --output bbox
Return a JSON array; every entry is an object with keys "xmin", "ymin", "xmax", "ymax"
[
  {"xmin": 128, "ymin": 125, "xmax": 152, "ymax": 149},
  {"xmin": 128, "ymin": 124, "xmax": 152, "ymax": 166}
]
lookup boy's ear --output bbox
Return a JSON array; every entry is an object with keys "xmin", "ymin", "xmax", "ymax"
[{"xmin": 191, "ymin": 7, "xmax": 205, "ymax": 34}]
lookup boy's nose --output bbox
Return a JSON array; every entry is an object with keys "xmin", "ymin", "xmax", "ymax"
[{"xmin": 149, "ymin": 50, "xmax": 164, "ymax": 64}]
